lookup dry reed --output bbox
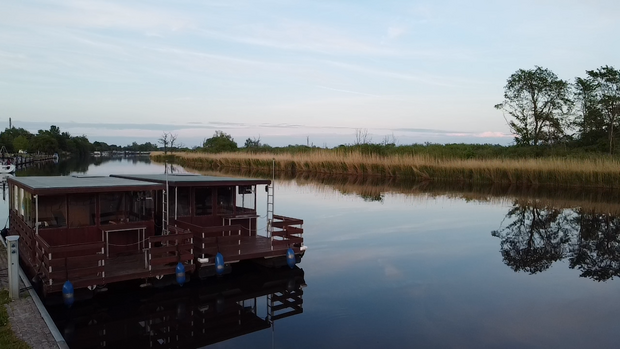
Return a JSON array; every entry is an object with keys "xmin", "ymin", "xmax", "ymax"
[{"xmin": 152, "ymin": 151, "xmax": 620, "ymax": 188}]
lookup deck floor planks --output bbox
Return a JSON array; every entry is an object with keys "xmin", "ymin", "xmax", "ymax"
[{"xmin": 197, "ymin": 235, "xmax": 295, "ymax": 260}]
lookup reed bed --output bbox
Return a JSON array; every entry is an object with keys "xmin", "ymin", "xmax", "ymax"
[
  {"xmin": 152, "ymin": 150, "xmax": 620, "ymax": 188},
  {"xmin": 180, "ymin": 166, "xmax": 620, "ymax": 214}
]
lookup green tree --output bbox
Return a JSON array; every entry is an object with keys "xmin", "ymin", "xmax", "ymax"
[
  {"xmin": 244, "ymin": 136, "xmax": 261, "ymax": 148},
  {"xmin": 0, "ymin": 127, "xmax": 32, "ymax": 153},
  {"xmin": 29, "ymin": 134, "xmax": 58, "ymax": 154},
  {"xmin": 495, "ymin": 67, "xmax": 573, "ymax": 146},
  {"xmin": 585, "ymin": 65, "xmax": 620, "ymax": 154},
  {"xmin": 12, "ymin": 135, "xmax": 29, "ymax": 152},
  {"xmin": 92, "ymin": 141, "xmax": 110, "ymax": 152},
  {"xmin": 573, "ymin": 77, "xmax": 605, "ymax": 148},
  {"xmin": 203, "ymin": 130, "xmax": 238, "ymax": 153},
  {"xmin": 70, "ymin": 135, "xmax": 93, "ymax": 157}
]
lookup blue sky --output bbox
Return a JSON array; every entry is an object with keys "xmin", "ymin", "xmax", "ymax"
[{"xmin": 1, "ymin": 0, "xmax": 618, "ymax": 147}]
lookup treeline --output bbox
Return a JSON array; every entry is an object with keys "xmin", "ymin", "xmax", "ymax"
[
  {"xmin": 197, "ymin": 130, "xmax": 612, "ymax": 161},
  {"xmin": 0, "ymin": 125, "xmax": 158, "ymax": 156},
  {"xmin": 92, "ymin": 141, "xmax": 158, "ymax": 152}
]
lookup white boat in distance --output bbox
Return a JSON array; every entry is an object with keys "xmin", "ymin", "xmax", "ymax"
[{"xmin": 0, "ymin": 164, "xmax": 15, "ymax": 174}]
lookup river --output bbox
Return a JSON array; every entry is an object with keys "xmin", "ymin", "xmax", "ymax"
[{"xmin": 3, "ymin": 156, "xmax": 620, "ymax": 348}]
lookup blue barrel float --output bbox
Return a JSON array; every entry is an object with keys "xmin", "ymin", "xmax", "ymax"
[
  {"xmin": 62, "ymin": 280, "xmax": 74, "ymax": 307},
  {"xmin": 215, "ymin": 252, "xmax": 225, "ymax": 275},
  {"xmin": 286, "ymin": 248, "xmax": 296, "ymax": 269},
  {"xmin": 176, "ymin": 262, "xmax": 186, "ymax": 286}
]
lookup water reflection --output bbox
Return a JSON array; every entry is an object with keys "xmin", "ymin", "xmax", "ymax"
[
  {"xmin": 176, "ymin": 165, "xmax": 620, "ymax": 283},
  {"xmin": 16, "ymin": 155, "xmax": 153, "ymax": 177},
  {"xmin": 178, "ymin": 166, "xmax": 620, "ymax": 209},
  {"xmin": 47, "ymin": 265, "xmax": 305, "ymax": 349},
  {"xmin": 493, "ymin": 200, "xmax": 620, "ymax": 281}
]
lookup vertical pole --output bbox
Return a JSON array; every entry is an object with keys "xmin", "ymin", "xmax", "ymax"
[
  {"xmin": 6, "ymin": 236, "xmax": 20, "ymax": 300},
  {"xmin": 34, "ymin": 195, "xmax": 39, "ymax": 235}
]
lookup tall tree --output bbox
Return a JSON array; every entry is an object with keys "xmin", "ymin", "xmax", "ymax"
[
  {"xmin": 573, "ymin": 77, "xmax": 605, "ymax": 147},
  {"xmin": 158, "ymin": 132, "xmax": 169, "ymax": 154},
  {"xmin": 203, "ymin": 130, "xmax": 238, "ymax": 153},
  {"xmin": 495, "ymin": 67, "xmax": 572, "ymax": 146},
  {"xmin": 169, "ymin": 133, "xmax": 178, "ymax": 152},
  {"xmin": 244, "ymin": 136, "xmax": 261, "ymax": 149},
  {"xmin": 585, "ymin": 66, "xmax": 620, "ymax": 154}
]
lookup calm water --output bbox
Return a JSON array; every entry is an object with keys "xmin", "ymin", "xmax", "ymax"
[{"xmin": 4, "ymin": 157, "xmax": 620, "ymax": 348}]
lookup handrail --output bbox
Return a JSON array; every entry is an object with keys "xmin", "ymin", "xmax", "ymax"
[
  {"xmin": 273, "ymin": 215, "xmax": 304, "ymax": 225},
  {"xmin": 175, "ymin": 220, "xmax": 242, "ymax": 236},
  {"xmin": 34, "ymin": 234, "xmax": 103, "ymax": 255},
  {"xmin": 149, "ymin": 232, "xmax": 193, "ymax": 244},
  {"xmin": 46, "ymin": 241, "xmax": 105, "ymax": 254}
]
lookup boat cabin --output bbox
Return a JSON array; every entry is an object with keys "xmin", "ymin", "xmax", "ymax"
[{"xmin": 7, "ymin": 176, "xmax": 177, "ymax": 294}]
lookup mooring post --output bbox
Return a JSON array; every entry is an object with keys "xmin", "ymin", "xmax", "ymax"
[{"xmin": 6, "ymin": 235, "xmax": 20, "ymax": 299}]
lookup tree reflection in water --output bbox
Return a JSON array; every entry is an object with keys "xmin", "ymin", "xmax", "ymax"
[
  {"xmin": 493, "ymin": 201, "xmax": 620, "ymax": 281},
  {"xmin": 569, "ymin": 208, "xmax": 620, "ymax": 281}
]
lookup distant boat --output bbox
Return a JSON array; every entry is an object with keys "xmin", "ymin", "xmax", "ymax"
[{"xmin": 0, "ymin": 164, "xmax": 15, "ymax": 174}]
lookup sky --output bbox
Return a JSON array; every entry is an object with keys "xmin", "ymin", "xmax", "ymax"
[{"xmin": 1, "ymin": 0, "xmax": 618, "ymax": 148}]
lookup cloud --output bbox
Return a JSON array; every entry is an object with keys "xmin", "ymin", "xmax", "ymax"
[
  {"xmin": 3, "ymin": 0, "xmax": 192, "ymax": 31},
  {"xmin": 321, "ymin": 60, "xmax": 468, "ymax": 87},
  {"xmin": 387, "ymin": 26, "xmax": 407, "ymax": 39},
  {"xmin": 477, "ymin": 131, "xmax": 511, "ymax": 138},
  {"xmin": 197, "ymin": 20, "xmax": 396, "ymax": 56},
  {"xmin": 315, "ymin": 85, "xmax": 383, "ymax": 97}
]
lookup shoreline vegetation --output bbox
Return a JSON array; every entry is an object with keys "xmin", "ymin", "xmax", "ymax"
[
  {"xmin": 165, "ymin": 166, "xmax": 620, "ymax": 214},
  {"xmin": 151, "ymin": 150, "xmax": 620, "ymax": 189}
]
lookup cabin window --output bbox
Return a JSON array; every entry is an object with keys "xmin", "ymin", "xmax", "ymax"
[
  {"xmin": 100, "ymin": 192, "xmax": 151, "ymax": 224},
  {"xmin": 68, "ymin": 194, "xmax": 96, "ymax": 227},
  {"xmin": 195, "ymin": 188, "xmax": 212, "ymax": 216},
  {"xmin": 172, "ymin": 187, "xmax": 190, "ymax": 217},
  {"xmin": 236, "ymin": 185, "xmax": 256, "ymax": 213},
  {"xmin": 100, "ymin": 193, "xmax": 125, "ymax": 224},
  {"xmin": 38, "ymin": 196, "xmax": 67, "ymax": 228},
  {"xmin": 130, "ymin": 191, "xmax": 153, "ymax": 221},
  {"xmin": 18, "ymin": 188, "xmax": 24, "ymax": 216},
  {"xmin": 23, "ymin": 191, "xmax": 34, "ymax": 227},
  {"xmin": 12, "ymin": 185, "xmax": 18, "ymax": 212},
  {"xmin": 217, "ymin": 186, "xmax": 234, "ymax": 214}
]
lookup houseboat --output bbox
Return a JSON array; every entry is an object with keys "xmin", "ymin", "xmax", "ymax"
[{"xmin": 7, "ymin": 174, "xmax": 305, "ymax": 296}]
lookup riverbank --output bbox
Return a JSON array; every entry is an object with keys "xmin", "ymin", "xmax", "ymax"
[
  {"xmin": 0, "ymin": 243, "xmax": 58, "ymax": 349},
  {"xmin": 151, "ymin": 151, "xmax": 620, "ymax": 188}
]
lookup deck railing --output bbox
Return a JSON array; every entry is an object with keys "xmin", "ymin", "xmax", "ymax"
[
  {"xmin": 174, "ymin": 220, "xmax": 244, "ymax": 258},
  {"xmin": 271, "ymin": 215, "xmax": 304, "ymax": 248},
  {"xmin": 147, "ymin": 228, "xmax": 194, "ymax": 271},
  {"xmin": 34, "ymin": 234, "xmax": 105, "ymax": 290},
  {"xmin": 9, "ymin": 215, "xmax": 37, "ymax": 268}
]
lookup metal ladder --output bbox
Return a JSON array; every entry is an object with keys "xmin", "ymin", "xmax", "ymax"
[
  {"xmin": 266, "ymin": 159, "xmax": 275, "ymax": 244},
  {"xmin": 266, "ymin": 183, "xmax": 274, "ymax": 239},
  {"xmin": 162, "ymin": 177, "xmax": 169, "ymax": 235}
]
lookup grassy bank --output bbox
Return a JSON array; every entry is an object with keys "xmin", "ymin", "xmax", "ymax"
[
  {"xmin": 152, "ymin": 150, "xmax": 620, "ymax": 188},
  {"xmin": 0, "ymin": 290, "xmax": 29, "ymax": 349}
]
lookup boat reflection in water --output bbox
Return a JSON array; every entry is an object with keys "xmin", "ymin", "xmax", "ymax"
[{"xmin": 46, "ymin": 264, "xmax": 306, "ymax": 348}]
